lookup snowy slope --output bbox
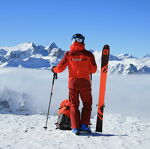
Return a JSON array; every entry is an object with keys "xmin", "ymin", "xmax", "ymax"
[
  {"xmin": 0, "ymin": 68, "xmax": 150, "ymax": 148},
  {"xmin": 0, "ymin": 114, "xmax": 150, "ymax": 149}
]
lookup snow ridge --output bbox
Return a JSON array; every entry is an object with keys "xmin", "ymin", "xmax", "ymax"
[
  {"xmin": 0, "ymin": 42, "xmax": 150, "ymax": 74},
  {"xmin": 0, "ymin": 42, "xmax": 65, "ymax": 68}
]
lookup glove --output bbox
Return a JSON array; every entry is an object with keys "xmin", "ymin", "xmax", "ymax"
[
  {"xmin": 51, "ymin": 66, "xmax": 58, "ymax": 79},
  {"xmin": 51, "ymin": 66, "xmax": 56, "ymax": 73}
]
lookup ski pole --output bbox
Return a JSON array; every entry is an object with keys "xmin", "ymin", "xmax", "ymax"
[{"xmin": 43, "ymin": 73, "xmax": 58, "ymax": 130}]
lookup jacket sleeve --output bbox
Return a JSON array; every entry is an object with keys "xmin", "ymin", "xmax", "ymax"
[
  {"xmin": 89, "ymin": 53, "xmax": 97, "ymax": 73},
  {"xmin": 53, "ymin": 54, "xmax": 68, "ymax": 73}
]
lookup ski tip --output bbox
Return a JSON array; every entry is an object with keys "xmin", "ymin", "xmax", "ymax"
[
  {"xmin": 103, "ymin": 45, "xmax": 110, "ymax": 50},
  {"xmin": 43, "ymin": 126, "xmax": 47, "ymax": 130}
]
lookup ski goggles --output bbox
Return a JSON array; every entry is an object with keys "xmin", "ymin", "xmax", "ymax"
[{"xmin": 72, "ymin": 38, "xmax": 84, "ymax": 43}]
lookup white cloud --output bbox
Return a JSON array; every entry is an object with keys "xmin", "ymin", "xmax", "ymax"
[{"xmin": 0, "ymin": 68, "xmax": 149, "ymax": 120}]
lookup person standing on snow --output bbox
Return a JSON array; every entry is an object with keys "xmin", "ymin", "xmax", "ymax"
[{"xmin": 52, "ymin": 34, "xmax": 97, "ymax": 135}]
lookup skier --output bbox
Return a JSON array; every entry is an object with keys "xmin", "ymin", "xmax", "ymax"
[{"xmin": 51, "ymin": 33, "xmax": 97, "ymax": 135}]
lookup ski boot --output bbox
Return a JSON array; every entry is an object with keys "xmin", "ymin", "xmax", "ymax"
[
  {"xmin": 80, "ymin": 124, "xmax": 91, "ymax": 133},
  {"xmin": 72, "ymin": 128, "xmax": 80, "ymax": 135}
]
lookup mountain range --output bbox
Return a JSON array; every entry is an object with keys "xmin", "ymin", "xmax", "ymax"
[{"xmin": 0, "ymin": 42, "xmax": 150, "ymax": 74}]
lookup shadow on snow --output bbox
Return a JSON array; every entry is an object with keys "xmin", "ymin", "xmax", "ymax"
[{"xmin": 79, "ymin": 132, "xmax": 128, "ymax": 137}]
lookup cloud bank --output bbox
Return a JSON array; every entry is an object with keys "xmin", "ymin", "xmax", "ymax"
[{"xmin": 0, "ymin": 68, "xmax": 149, "ymax": 120}]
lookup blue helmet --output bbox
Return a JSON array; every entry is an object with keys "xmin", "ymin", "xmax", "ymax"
[{"xmin": 71, "ymin": 33, "xmax": 85, "ymax": 43}]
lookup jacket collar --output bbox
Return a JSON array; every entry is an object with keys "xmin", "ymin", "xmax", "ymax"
[{"xmin": 70, "ymin": 42, "xmax": 85, "ymax": 51}]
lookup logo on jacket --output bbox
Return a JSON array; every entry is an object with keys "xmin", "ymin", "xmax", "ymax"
[{"xmin": 71, "ymin": 58, "xmax": 87, "ymax": 61}]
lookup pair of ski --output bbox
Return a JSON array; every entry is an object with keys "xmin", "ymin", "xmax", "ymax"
[{"xmin": 96, "ymin": 45, "xmax": 110, "ymax": 132}]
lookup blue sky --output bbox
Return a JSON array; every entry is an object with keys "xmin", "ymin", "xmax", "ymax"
[{"xmin": 0, "ymin": 0, "xmax": 150, "ymax": 57}]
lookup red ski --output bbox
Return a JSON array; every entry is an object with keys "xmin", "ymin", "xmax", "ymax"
[{"xmin": 96, "ymin": 45, "xmax": 110, "ymax": 132}]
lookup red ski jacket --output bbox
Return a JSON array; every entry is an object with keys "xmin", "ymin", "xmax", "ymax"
[{"xmin": 53, "ymin": 42, "xmax": 97, "ymax": 89}]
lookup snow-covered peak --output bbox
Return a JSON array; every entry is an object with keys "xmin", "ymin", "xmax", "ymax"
[
  {"xmin": 0, "ymin": 42, "xmax": 150, "ymax": 74},
  {"xmin": 45, "ymin": 42, "xmax": 58, "ymax": 51},
  {"xmin": 143, "ymin": 54, "xmax": 150, "ymax": 58},
  {"xmin": 93, "ymin": 50, "xmax": 120, "ymax": 61},
  {"xmin": 0, "ymin": 49, "xmax": 7, "ymax": 56},
  {"xmin": 0, "ymin": 42, "xmax": 66, "ymax": 69},
  {"xmin": 117, "ymin": 53, "xmax": 134, "ymax": 59},
  {"xmin": 0, "ymin": 42, "xmax": 36, "ymax": 51}
]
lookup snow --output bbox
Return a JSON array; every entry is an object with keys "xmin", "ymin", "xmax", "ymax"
[
  {"xmin": 0, "ymin": 42, "xmax": 150, "ymax": 74},
  {"xmin": 0, "ymin": 42, "xmax": 35, "ymax": 52},
  {"xmin": 117, "ymin": 53, "xmax": 135, "ymax": 59},
  {"xmin": 0, "ymin": 114, "xmax": 150, "ymax": 149},
  {"xmin": 0, "ymin": 68, "xmax": 150, "ymax": 149},
  {"xmin": 45, "ymin": 42, "xmax": 58, "ymax": 51},
  {"xmin": 0, "ymin": 42, "xmax": 66, "ymax": 69}
]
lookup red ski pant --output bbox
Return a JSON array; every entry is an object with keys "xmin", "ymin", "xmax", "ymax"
[{"xmin": 69, "ymin": 88, "xmax": 92, "ymax": 129}]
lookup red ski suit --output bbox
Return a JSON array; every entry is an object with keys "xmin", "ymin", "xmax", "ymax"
[{"xmin": 53, "ymin": 42, "xmax": 97, "ymax": 129}]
